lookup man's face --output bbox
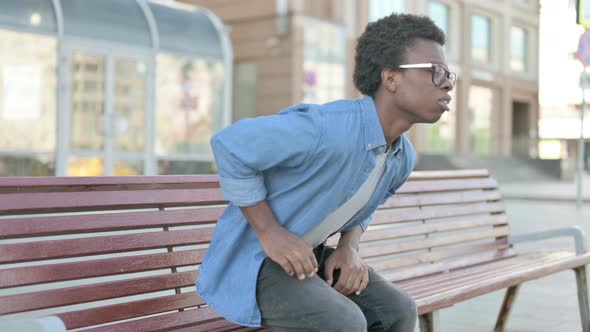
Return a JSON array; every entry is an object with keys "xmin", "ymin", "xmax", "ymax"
[{"xmin": 392, "ymin": 39, "xmax": 454, "ymax": 124}]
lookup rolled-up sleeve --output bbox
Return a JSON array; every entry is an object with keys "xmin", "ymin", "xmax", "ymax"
[
  {"xmin": 211, "ymin": 106, "xmax": 322, "ymax": 207},
  {"xmin": 359, "ymin": 214, "xmax": 372, "ymax": 231}
]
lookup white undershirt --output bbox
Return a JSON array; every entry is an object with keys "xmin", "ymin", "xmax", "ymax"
[{"xmin": 303, "ymin": 151, "xmax": 389, "ymax": 248}]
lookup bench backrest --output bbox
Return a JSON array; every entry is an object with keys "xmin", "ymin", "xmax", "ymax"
[
  {"xmin": 0, "ymin": 175, "xmax": 224, "ymax": 330},
  {"xmin": 327, "ymin": 169, "xmax": 512, "ymax": 282},
  {"xmin": 0, "ymin": 169, "xmax": 509, "ymax": 330}
]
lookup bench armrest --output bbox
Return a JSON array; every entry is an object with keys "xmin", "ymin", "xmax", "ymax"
[{"xmin": 509, "ymin": 226, "xmax": 588, "ymax": 254}]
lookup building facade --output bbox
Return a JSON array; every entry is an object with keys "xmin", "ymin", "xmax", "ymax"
[{"xmin": 186, "ymin": 0, "xmax": 540, "ymax": 159}]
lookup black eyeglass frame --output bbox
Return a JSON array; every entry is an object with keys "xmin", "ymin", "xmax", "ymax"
[{"xmin": 397, "ymin": 63, "xmax": 457, "ymax": 87}]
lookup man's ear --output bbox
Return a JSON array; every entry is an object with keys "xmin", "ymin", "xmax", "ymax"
[{"xmin": 380, "ymin": 68, "xmax": 398, "ymax": 93}]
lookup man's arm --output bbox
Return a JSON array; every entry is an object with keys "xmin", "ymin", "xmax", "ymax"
[
  {"xmin": 337, "ymin": 225, "xmax": 363, "ymax": 251},
  {"xmin": 209, "ymin": 108, "xmax": 322, "ymax": 279},
  {"xmin": 240, "ymin": 201, "xmax": 317, "ymax": 280}
]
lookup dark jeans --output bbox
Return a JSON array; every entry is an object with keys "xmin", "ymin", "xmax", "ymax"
[{"xmin": 256, "ymin": 245, "xmax": 417, "ymax": 332}]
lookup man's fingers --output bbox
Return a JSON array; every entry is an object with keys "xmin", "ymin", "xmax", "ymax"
[
  {"xmin": 324, "ymin": 260, "xmax": 335, "ymax": 286},
  {"xmin": 278, "ymin": 259, "xmax": 294, "ymax": 276},
  {"xmin": 334, "ymin": 270, "xmax": 351, "ymax": 294},
  {"xmin": 310, "ymin": 253, "xmax": 319, "ymax": 271},
  {"xmin": 356, "ymin": 269, "xmax": 369, "ymax": 295},
  {"xmin": 344, "ymin": 273, "xmax": 357, "ymax": 295},
  {"xmin": 350, "ymin": 272, "xmax": 362, "ymax": 295},
  {"xmin": 287, "ymin": 255, "xmax": 306, "ymax": 280},
  {"xmin": 303, "ymin": 256, "xmax": 317, "ymax": 277}
]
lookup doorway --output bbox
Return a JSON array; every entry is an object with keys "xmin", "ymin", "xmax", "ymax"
[
  {"xmin": 511, "ymin": 101, "xmax": 530, "ymax": 157},
  {"xmin": 62, "ymin": 45, "xmax": 151, "ymax": 176}
]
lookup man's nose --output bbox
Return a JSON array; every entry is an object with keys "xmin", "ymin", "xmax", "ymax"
[{"xmin": 440, "ymin": 77, "xmax": 454, "ymax": 91}]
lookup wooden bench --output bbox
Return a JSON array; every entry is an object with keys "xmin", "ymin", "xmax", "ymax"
[{"xmin": 0, "ymin": 169, "xmax": 589, "ymax": 332}]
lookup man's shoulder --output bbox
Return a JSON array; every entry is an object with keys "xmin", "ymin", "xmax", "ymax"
[
  {"xmin": 279, "ymin": 98, "xmax": 360, "ymax": 115},
  {"xmin": 400, "ymin": 134, "xmax": 417, "ymax": 171}
]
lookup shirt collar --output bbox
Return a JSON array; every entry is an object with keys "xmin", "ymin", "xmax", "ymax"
[{"xmin": 359, "ymin": 96, "xmax": 404, "ymax": 155}]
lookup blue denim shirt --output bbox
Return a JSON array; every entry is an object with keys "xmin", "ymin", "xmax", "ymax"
[{"xmin": 196, "ymin": 96, "xmax": 416, "ymax": 327}]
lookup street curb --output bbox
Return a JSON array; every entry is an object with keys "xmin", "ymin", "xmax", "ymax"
[{"xmin": 502, "ymin": 195, "xmax": 590, "ymax": 203}]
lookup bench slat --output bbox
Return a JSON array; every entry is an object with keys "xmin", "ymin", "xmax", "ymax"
[
  {"xmin": 0, "ymin": 189, "xmax": 225, "ymax": 215},
  {"xmin": 360, "ymin": 214, "xmax": 507, "ymax": 244},
  {"xmin": 359, "ymin": 226, "xmax": 509, "ymax": 259},
  {"xmin": 0, "ymin": 175, "xmax": 219, "ymax": 189},
  {"xmin": 169, "ymin": 319, "xmax": 244, "ymax": 332},
  {"xmin": 381, "ymin": 190, "xmax": 502, "ymax": 209},
  {"xmin": 82, "ymin": 308, "xmax": 222, "ymax": 332},
  {"xmin": 407, "ymin": 169, "xmax": 488, "ymax": 180},
  {"xmin": 381, "ymin": 248, "xmax": 516, "ymax": 282},
  {"xmin": 397, "ymin": 178, "xmax": 497, "ymax": 194},
  {"xmin": 57, "ymin": 292, "xmax": 204, "ymax": 329},
  {"xmin": 327, "ymin": 214, "xmax": 508, "ymax": 246},
  {"xmin": 368, "ymin": 241, "xmax": 509, "ymax": 272},
  {"xmin": 397, "ymin": 251, "xmax": 572, "ymax": 289},
  {"xmin": 0, "ymin": 207, "xmax": 224, "ymax": 239},
  {"xmin": 0, "ymin": 228, "xmax": 214, "ymax": 264},
  {"xmin": 0, "ymin": 249, "xmax": 204, "ymax": 288},
  {"xmin": 413, "ymin": 252, "xmax": 590, "ymax": 315},
  {"xmin": 173, "ymin": 322, "xmax": 264, "ymax": 332},
  {"xmin": 0, "ymin": 270, "xmax": 199, "ymax": 314},
  {"xmin": 372, "ymin": 201, "xmax": 506, "ymax": 225},
  {"xmin": 407, "ymin": 252, "xmax": 575, "ymax": 298}
]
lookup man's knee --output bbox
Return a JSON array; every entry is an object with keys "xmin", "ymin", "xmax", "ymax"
[
  {"xmin": 323, "ymin": 300, "xmax": 367, "ymax": 332},
  {"xmin": 385, "ymin": 292, "xmax": 417, "ymax": 331},
  {"xmin": 382, "ymin": 289, "xmax": 418, "ymax": 331}
]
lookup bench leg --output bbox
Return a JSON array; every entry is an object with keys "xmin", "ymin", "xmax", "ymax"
[
  {"xmin": 494, "ymin": 285, "xmax": 520, "ymax": 332},
  {"xmin": 574, "ymin": 266, "xmax": 590, "ymax": 332},
  {"xmin": 419, "ymin": 311, "xmax": 440, "ymax": 332}
]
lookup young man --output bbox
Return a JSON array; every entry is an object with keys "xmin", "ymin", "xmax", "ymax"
[{"xmin": 197, "ymin": 13, "xmax": 455, "ymax": 331}]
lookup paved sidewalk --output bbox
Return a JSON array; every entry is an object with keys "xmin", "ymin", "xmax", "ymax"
[{"xmin": 499, "ymin": 173, "xmax": 590, "ymax": 203}]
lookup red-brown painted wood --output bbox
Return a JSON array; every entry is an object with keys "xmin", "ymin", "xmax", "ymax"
[
  {"xmin": 0, "ymin": 250, "xmax": 204, "ymax": 288},
  {"xmin": 0, "ymin": 207, "xmax": 224, "ymax": 239},
  {"xmin": 0, "ymin": 228, "xmax": 214, "ymax": 263}
]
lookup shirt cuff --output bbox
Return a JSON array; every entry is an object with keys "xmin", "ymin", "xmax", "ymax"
[
  {"xmin": 218, "ymin": 174, "xmax": 267, "ymax": 207},
  {"xmin": 359, "ymin": 215, "xmax": 372, "ymax": 232}
]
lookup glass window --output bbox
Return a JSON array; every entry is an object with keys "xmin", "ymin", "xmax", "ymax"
[
  {"xmin": 468, "ymin": 86, "xmax": 494, "ymax": 155},
  {"xmin": 369, "ymin": 0, "xmax": 405, "ymax": 22},
  {"xmin": 149, "ymin": 2, "xmax": 223, "ymax": 58},
  {"xmin": 156, "ymin": 54, "xmax": 224, "ymax": 166},
  {"xmin": 0, "ymin": 30, "xmax": 57, "ymax": 152},
  {"xmin": 70, "ymin": 53, "xmax": 106, "ymax": 151},
  {"xmin": 303, "ymin": 0, "xmax": 335, "ymax": 20},
  {"xmin": 61, "ymin": 0, "xmax": 151, "ymax": 47},
  {"xmin": 0, "ymin": 0, "xmax": 57, "ymax": 35},
  {"xmin": 510, "ymin": 26, "xmax": 527, "ymax": 72},
  {"xmin": 423, "ymin": 86, "xmax": 457, "ymax": 153},
  {"xmin": 113, "ymin": 58, "xmax": 147, "ymax": 153},
  {"xmin": 471, "ymin": 14, "xmax": 492, "ymax": 64},
  {"xmin": 0, "ymin": 154, "xmax": 54, "ymax": 176},
  {"xmin": 302, "ymin": 19, "xmax": 346, "ymax": 104},
  {"xmin": 234, "ymin": 62, "xmax": 257, "ymax": 120},
  {"xmin": 428, "ymin": 1, "xmax": 450, "ymax": 48}
]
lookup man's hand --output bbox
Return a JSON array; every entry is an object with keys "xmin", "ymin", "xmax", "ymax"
[
  {"xmin": 324, "ymin": 245, "xmax": 369, "ymax": 296},
  {"xmin": 240, "ymin": 201, "xmax": 318, "ymax": 280},
  {"xmin": 258, "ymin": 222, "xmax": 318, "ymax": 280}
]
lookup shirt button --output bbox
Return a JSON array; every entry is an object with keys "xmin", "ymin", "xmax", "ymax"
[
  {"xmin": 367, "ymin": 144, "xmax": 372, "ymax": 148},
  {"xmin": 378, "ymin": 146, "xmax": 385, "ymax": 152},
  {"xmin": 363, "ymin": 167, "xmax": 370, "ymax": 173}
]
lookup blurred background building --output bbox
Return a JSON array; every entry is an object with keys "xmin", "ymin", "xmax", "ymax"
[
  {"xmin": 0, "ymin": 0, "xmax": 232, "ymax": 176},
  {"xmin": 186, "ymin": 0, "xmax": 551, "ymax": 180},
  {"xmin": 0, "ymin": 0, "xmax": 587, "ymax": 179}
]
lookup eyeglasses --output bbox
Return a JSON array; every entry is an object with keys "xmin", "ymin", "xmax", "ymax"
[{"xmin": 398, "ymin": 63, "xmax": 457, "ymax": 87}]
